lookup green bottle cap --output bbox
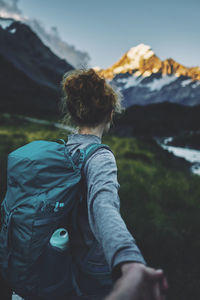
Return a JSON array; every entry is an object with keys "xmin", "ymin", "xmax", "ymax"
[{"xmin": 50, "ymin": 228, "xmax": 69, "ymax": 250}]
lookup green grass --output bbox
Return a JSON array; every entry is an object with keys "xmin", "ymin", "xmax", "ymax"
[{"xmin": 1, "ymin": 113, "xmax": 200, "ymax": 299}]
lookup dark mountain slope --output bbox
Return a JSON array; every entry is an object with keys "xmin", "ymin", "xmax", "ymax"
[
  {"xmin": 0, "ymin": 19, "xmax": 74, "ymax": 116},
  {"xmin": 112, "ymin": 102, "xmax": 200, "ymax": 136}
]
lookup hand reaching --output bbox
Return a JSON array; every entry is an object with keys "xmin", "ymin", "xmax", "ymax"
[{"xmin": 105, "ymin": 262, "xmax": 168, "ymax": 300}]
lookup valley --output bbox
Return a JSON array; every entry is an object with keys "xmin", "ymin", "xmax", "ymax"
[{"xmin": 1, "ymin": 113, "xmax": 200, "ymax": 300}]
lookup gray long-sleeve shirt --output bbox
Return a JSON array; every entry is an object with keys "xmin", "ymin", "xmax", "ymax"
[{"xmin": 66, "ymin": 134, "xmax": 146, "ymax": 280}]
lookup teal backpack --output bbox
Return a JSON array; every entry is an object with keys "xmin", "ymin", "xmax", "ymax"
[{"xmin": 0, "ymin": 139, "xmax": 110, "ymax": 300}]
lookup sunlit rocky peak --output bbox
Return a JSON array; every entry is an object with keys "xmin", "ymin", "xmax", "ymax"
[{"xmin": 97, "ymin": 44, "xmax": 200, "ymax": 81}]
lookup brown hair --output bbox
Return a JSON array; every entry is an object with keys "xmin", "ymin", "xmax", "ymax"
[{"xmin": 60, "ymin": 68, "xmax": 123, "ymax": 127}]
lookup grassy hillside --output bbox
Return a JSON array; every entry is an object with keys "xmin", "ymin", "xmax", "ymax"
[{"xmin": 1, "ymin": 113, "xmax": 200, "ymax": 300}]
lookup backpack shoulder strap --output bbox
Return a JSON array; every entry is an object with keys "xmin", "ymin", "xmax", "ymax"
[
  {"xmin": 72, "ymin": 143, "xmax": 112, "ymax": 169},
  {"xmin": 82, "ymin": 143, "xmax": 112, "ymax": 170},
  {"xmin": 85, "ymin": 143, "xmax": 111, "ymax": 159}
]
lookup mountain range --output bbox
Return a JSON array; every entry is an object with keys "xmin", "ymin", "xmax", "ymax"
[{"xmin": 97, "ymin": 44, "xmax": 200, "ymax": 107}]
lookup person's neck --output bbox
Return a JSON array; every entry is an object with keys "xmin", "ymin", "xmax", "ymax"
[{"xmin": 78, "ymin": 124, "xmax": 105, "ymax": 139}]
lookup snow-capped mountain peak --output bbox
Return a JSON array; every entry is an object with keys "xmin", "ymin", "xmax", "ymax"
[
  {"xmin": 98, "ymin": 43, "xmax": 160, "ymax": 79},
  {"xmin": 126, "ymin": 43, "xmax": 154, "ymax": 61}
]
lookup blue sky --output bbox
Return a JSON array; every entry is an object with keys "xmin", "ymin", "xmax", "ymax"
[{"xmin": 5, "ymin": 0, "xmax": 200, "ymax": 68}]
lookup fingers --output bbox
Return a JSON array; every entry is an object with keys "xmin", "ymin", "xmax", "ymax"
[
  {"xmin": 145, "ymin": 268, "xmax": 164, "ymax": 280},
  {"xmin": 160, "ymin": 277, "xmax": 169, "ymax": 292},
  {"xmin": 153, "ymin": 271, "xmax": 168, "ymax": 295},
  {"xmin": 152, "ymin": 281, "xmax": 164, "ymax": 300},
  {"xmin": 144, "ymin": 267, "xmax": 168, "ymax": 300}
]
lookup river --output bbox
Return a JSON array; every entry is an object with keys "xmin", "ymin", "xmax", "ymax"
[{"xmin": 156, "ymin": 137, "xmax": 200, "ymax": 176}]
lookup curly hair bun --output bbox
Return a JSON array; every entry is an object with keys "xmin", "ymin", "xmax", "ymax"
[{"xmin": 60, "ymin": 68, "xmax": 122, "ymax": 127}]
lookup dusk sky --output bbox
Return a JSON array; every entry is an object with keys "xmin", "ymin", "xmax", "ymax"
[{"xmin": 0, "ymin": 0, "xmax": 199, "ymax": 69}]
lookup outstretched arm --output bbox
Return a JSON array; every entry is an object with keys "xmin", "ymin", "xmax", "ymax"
[{"xmin": 84, "ymin": 148, "xmax": 146, "ymax": 278}]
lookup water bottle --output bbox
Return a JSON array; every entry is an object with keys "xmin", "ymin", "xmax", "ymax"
[
  {"xmin": 12, "ymin": 293, "xmax": 24, "ymax": 300},
  {"xmin": 39, "ymin": 228, "xmax": 72, "ymax": 298}
]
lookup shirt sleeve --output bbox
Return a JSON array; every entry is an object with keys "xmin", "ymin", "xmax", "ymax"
[{"xmin": 83, "ymin": 147, "xmax": 146, "ymax": 277}]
